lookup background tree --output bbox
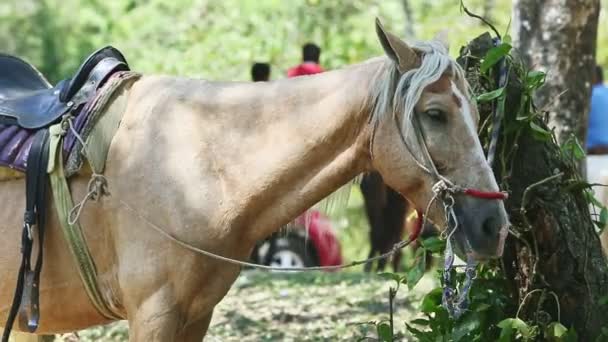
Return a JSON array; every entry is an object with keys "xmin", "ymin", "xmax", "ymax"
[
  {"xmin": 487, "ymin": 0, "xmax": 608, "ymax": 339},
  {"xmin": 512, "ymin": 0, "xmax": 600, "ymax": 147}
]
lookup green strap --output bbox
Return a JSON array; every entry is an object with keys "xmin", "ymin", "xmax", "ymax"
[{"xmin": 48, "ymin": 124, "xmax": 122, "ymax": 320}]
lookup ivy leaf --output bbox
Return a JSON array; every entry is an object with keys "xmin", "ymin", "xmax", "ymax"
[
  {"xmin": 405, "ymin": 323, "xmax": 428, "ymax": 341},
  {"xmin": 410, "ymin": 318, "xmax": 430, "ymax": 326},
  {"xmin": 563, "ymin": 180, "xmax": 592, "ymax": 193},
  {"xmin": 378, "ymin": 272, "xmax": 402, "ymax": 283},
  {"xmin": 561, "ymin": 136, "xmax": 586, "ymax": 160},
  {"xmin": 476, "ymin": 303, "xmax": 492, "ymax": 312},
  {"xmin": 476, "ymin": 87, "xmax": 504, "ymax": 102},
  {"xmin": 563, "ymin": 327, "xmax": 579, "ymax": 342},
  {"xmin": 584, "ymin": 189, "xmax": 604, "ymax": 208},
  {"xmin": 526, "ymin": 70, "xmax": 547, "ymax": 90},
  {"xmin": 452, "ymin": 313, "xmax": 481, "ymax": 342},
  {"xmin": 600, "ymin": 207, "xmax": 608, "ymax": 231},
  {"xmin": 498, "ymin": 318, "xmax": 532, "ymax": 339},
  {"xmin": 421, "ymin": 236, "xmax": 445, "ymax": 253},
  {"xmin": 480, "ymin": 43, "xmax": 512, "ymax": 73},
  {"xmin": 376, "ymin": 322, "xmax": 392, "ymax": 342},
  {"xmin": 529, "ymin": 121, "xmax": 551, "ymax": 141},
  {"xmin": 545, "ymin": 322, "xmax": 568, "ymax": 338},
  {"xmin": 420, "ymin": 288, "xmax": 443, "ymax": 314},
  {"xmin": 407, "ymin": 248, "xmax": 427, "ymax": 289}
]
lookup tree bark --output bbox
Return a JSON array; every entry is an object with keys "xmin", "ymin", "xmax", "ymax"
[
  {"xmin": 460, "ymin": 29, "xmax": 608, "ymax": 340},
  {"xmin": 512, "ymin": 0, "xmax": 599, "ymax": 147}
]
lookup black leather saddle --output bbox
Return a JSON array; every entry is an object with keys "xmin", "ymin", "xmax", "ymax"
[
  {"xmin": 0, "ymin": 46, "xmax": 129, "ymax": 129},
  {"xmin": 1, "ymin": 46, "xmax": 130, "ymax": 342}
]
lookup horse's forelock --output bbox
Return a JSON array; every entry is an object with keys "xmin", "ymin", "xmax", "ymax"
[{"xmin": 370, "ymin": 40, "xmax": 469, "ymax": 136}]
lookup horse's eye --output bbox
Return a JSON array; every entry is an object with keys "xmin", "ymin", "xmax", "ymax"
[{"xmin": 425, "ymin": 109, "xmax": 446, "ymax": 121}]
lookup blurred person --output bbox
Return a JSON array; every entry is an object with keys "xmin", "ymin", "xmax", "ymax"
[
  {"xmin": 287, "ymin": 43, "xmax": 324, "ymax": 77},
  {"xmin": 587, "ymin": 65, "xmax": 608, "ymax": 181},
  {"xmin": 586, "ymin": 64, "xmax": 608, "ymax": 255},
  {"xmin": 251, "ymin": 62, "xmax": 270, "ymax": 82}
]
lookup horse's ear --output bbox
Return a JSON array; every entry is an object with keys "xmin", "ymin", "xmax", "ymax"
[
  {"xmin": 433, "ymin": 30, "xmax": 450, "ymax": 52},
  {"xmin": 375, "ymin": 18, "xmax": 418, "ymax": 73}
]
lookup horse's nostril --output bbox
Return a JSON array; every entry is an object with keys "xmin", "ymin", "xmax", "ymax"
[{"xmin": 481, "ymin": 216, "xmax": 497, "ymax": 236}]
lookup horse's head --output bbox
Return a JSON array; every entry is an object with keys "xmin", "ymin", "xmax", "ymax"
[{"xmin": 369, "ymin": 20, "xmax": 509, "ymax": 261}]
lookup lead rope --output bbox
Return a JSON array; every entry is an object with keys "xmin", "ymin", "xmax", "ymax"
[{"xmin": 118, "ymin": 198, "xmax": 424, "ymax": 272}]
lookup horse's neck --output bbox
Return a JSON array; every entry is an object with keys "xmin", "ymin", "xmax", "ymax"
[{"xmin": 209, "ymin": 63, "xmax": 380, "ymax": 241}]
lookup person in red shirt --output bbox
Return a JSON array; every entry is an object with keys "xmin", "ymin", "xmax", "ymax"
[{"xmin": 287, "ymin": 43, "xmax": 324, "ymax": 78}]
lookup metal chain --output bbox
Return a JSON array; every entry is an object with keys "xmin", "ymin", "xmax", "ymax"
[{"xmin": 440, "ymin": 194, "xmax": 478, "ymax": 319}]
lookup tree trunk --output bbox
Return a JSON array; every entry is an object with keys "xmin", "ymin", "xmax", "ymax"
[
  {"xmin": 482, "ymin": 0, "xmax": 495, "ymax": 24},
  {"xmin": 512, "ymin": 1, "xmax": 607, "ymax": 336},
  {"xmin": 512, "ymin": 0, "xmax": 599, "ymax": 147},
  {"xmin": 401, "ymin": 0, "xmax": 415, "ymax": 38},
  {"xmin": 461, "ymin": 29, "xmax": 608, "ymax": 340}
]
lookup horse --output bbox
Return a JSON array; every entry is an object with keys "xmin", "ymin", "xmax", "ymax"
[
  {"xmin": 0, "ymin": 20, "xmax": 509, "ymax": 341},
  {"xmin": 360, "ymin": 171, "xmax": 406, "ymax": 272},
  {"xmin": 360, "ymin": 171, "xmax": 436, "ymax": 272}
]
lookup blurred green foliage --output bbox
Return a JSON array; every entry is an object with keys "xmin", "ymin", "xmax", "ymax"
[{"xmin": 4, "ymin": 0, "xmax": 605, "ymax": 85}]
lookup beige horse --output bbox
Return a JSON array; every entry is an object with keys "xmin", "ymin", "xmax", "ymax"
[{"xmin": 0, "ymin": 21, "xmax": 509, "ymax": 341}]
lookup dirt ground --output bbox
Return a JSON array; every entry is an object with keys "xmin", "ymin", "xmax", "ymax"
[{"xmin": 47, "ymin": 271, "xmax": 436, "ymax": 341}]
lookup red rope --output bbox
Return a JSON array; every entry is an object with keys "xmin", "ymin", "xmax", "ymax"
[
  {"xmin": 407, "ymin": 189, "xmax": 506, "ymax": 243},
  {"xmin": 408, "ymin": 209, "xmax": 424, "ymax": 242},
  {"xmin": 463, "ymin": 188, "xmax": 508, "ymax": 200}
]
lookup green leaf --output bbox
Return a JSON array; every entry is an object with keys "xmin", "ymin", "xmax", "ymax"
[
  {"xmin": 476, "ymin": 87, "xmax": 504, "ymax": 102},
  {"xmin": 529, "ymin": 121, "xmax": 551, "ymax": 141},
  {"xmin": 377, "ymin": 322, "xmax": 393, "ymax": 342},
  {"xmin": 421, "ymin": 236, "xmax": 445, "ymax": 253},
  {"xmin": 410, "ymin": 318, "xmax": 430, "ymax": 326},
  {"xmin": 563, "ymin": 180, "xmax": 592, "ymax": 193},
  {"xmin": 600, "ymin": 207, "xmax": 608, "ymax": 230},
  {"xmin": 378, "ymin": 272, "xmax": 402, "ymax": 284},
  {"xmin": 420, "ymin": 288, "xmax": 443, "ymax": 314},
  {"xmin": 600, "ymin": 295, "xmax": 608, "ymax": 306},
  {"xmin": 498, "ymin": 322, "xmax": 514, "ymax": 342},
  {"xmin": 545, "ymin": 322, "xmax": 568, "ymax": 338},
  {"xmin": 476, "ymin": 303, "xmax": 491, "ymax": 312},
  {"xmin": 498, "ymin": 318, "xmax": 532, "ymax": 339},
  {"xmin": 407, "ymin": 249, "xmax": 427, "ymax": 289},
  {"xmin": 515, "ymin": 94, "xmax": 531, "ymax": 121},
  {"xmin": 584, "ymin": 189, "xmax": 604, "ymax": 208},
  {"xmin": 452, "ymin": 313, "xmax": 481, "ymax": 342},
  {"xmin": 561, "ymin": 136, "xmax": 586, "ymax": 160},
  {"xmin": 405, "ymin": 323, "xmax": 428, "ymax": 341},
  {"xmin": 526, "ymin": 70, "xmax": 546, "ymax": 90},
  {"xmin": 480, "ymin": 43, "xmax": 512, "ymax": 73},
  {"xmin": 563, "ymin": 327, "xmax": 579, "ymax": 342}
]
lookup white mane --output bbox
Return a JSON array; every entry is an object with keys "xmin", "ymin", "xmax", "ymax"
[{"xmin": 371, "ymin": 40, "xmax": 469, "ymax": 136}]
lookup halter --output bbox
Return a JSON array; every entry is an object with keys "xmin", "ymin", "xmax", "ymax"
[{"xmin": 392, "ymin": 84, "xmax": 507, "ymax": 318}]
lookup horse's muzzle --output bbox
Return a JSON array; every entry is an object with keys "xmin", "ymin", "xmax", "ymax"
[{"xmin": 452, "ymin": 196, "xmax": 509, "ymax": 260}]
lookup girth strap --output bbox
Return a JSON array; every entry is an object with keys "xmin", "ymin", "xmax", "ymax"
[
  {"xmin": 47, "ymin": 123, "xmax": 122, "ymax": 321},
  {"xmin": 2, "ymin": 129, "xmax": 50, "ymax": 341}
]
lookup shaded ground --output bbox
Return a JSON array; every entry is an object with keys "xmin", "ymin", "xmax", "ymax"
[{"xmin": 53, "ymin": 271, "xmax": 436, "ymax": 341}]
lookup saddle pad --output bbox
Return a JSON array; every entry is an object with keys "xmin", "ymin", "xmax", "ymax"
[
  {"xmin": 0, "ymin": 124, "xmax": 34, "ymax": 173},
  {"xmin": 0, "ymin": 71, "xmax": 140, "ymax": 181}
]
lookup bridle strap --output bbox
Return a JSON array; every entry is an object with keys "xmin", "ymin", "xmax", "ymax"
[{"xmin": 393, "ymin": 105, "xmax": 507, "ymax": 201}]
